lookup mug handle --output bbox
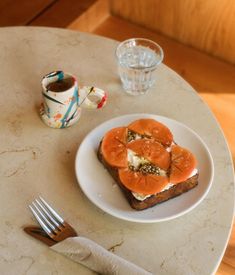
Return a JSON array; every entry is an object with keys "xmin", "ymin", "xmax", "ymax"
[{"xmin": 79, "ymin": 86, "xmax": 107, "ymax": 109}]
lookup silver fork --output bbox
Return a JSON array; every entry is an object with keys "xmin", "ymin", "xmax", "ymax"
[
  {"xmin": 29, "ymin": 197, "xmax": 77, "ymax": 242},
  {"xmin": 27, "ymin": 198, "xmax": 152, "ymax": 274}
]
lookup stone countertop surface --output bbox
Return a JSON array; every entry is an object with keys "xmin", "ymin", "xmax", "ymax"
[{"xmin": 0, "ymin": 27, "xmax": 234, "ymax": 275}]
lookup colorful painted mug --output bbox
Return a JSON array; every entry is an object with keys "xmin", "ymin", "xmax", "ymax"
[{"xmin": 40, "ymin": 71, "xmax": 107, "ymax": 128}]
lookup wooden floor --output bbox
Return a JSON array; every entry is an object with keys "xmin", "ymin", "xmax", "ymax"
[
  {"xmin": 0, "ymin": 0, "xmax": 97, "ymax": 27},
  {"xmin": 0, "ymin": 1, "xmax": 234, "ymax": 274}
]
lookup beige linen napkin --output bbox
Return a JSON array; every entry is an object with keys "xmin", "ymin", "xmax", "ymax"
[{"xmin": 51, "ymin": 236, "xmax": 152, "ymax": 275}]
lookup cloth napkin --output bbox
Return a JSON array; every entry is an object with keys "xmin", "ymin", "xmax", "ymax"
[{"xmin": 51, "ymin": 236, "xmax": 152, "ymax": 275}]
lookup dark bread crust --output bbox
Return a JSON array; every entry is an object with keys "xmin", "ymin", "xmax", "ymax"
[{"xmin": 98, "ymin": 142, "xmax": 199, "ymax": 211}]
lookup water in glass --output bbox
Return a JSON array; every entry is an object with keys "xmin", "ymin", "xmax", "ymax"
[{"xmin": 118, "ymin": 46, "xmax": 161, "ymax": 95}]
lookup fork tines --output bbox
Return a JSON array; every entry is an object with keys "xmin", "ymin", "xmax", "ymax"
[{"xmin": 29, "ymin": 197, "xmax": 64, "ymax": 235}]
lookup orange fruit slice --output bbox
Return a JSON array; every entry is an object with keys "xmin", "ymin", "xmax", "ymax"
[
  {"xmin": 128, "ymin": 119, "xmax": 173, "ymax": 147},
  {"xmin": 118, "ymin": 168, "xmax": 169, "ymax": 195},
  {"xmin": 101, "ymin": 127, "xmax": 128, "ymax": 168},
  {"xmin": 170, "ymin": 145, "xmax": 197, "ymax": 183}
]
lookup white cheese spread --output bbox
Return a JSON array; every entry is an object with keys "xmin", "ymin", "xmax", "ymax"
[
  {"xmin": 127, "ymin": 149, "xmax": 148, "ymax": 169},
  {"xmin": 189, "ymin": 168, "xmax": 198, "ymax": 178}
]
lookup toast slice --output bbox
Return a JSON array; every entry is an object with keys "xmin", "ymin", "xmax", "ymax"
[
  {"xmin": 97, "ymin": 119, "xmax": 199, "ymax": 211},
  {"xmin": 98, "ymin": 142, "xmax": 198, "ymax": 210}
]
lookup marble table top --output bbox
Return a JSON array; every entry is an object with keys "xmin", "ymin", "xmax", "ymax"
[{"xmin": 0, "ymin": 27, "xmax": 234, "ymax": 275}]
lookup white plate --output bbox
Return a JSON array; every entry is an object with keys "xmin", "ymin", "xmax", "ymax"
[{"xmin": 75, "ymin": 114, "xmax": 214, "ymax": 223}]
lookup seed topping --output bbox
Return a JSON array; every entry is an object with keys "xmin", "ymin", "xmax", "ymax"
[{"xmin": 129, "ymin": 163, "xmax": 161, "ymax": 175}]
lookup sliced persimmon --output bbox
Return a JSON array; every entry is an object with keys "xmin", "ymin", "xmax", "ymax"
[
  {"xmin": 118, "ymin": 168, "xmax": 169, "ymax": 195},
  {"xmin": 101, "ymin": 127, "xmax": 128, "ymax": 168},
  {"xmin": 128, "ymin": 119, "xmax": 173, "ymax": 146},
  {"xmin": 127, "ymin": 139, "xmax": 170, "ymax": 170},
  {"xmin": 170, "ymin": 145, "xmax": 197, "ymax": 184}
]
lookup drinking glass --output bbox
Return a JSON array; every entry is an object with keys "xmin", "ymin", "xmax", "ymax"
[{"xmin": 116, "ymin": 38, "xmax": 164, "ymax": 95}]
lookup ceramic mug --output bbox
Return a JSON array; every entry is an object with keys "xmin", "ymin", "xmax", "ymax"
[{"xmin": 40, "ymin": 71, "xmax": 107, "ymax": 128}]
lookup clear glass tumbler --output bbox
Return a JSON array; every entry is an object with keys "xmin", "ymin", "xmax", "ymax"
[{"xmin": 116, "ymin": 38, "xmax": 164, "ymax": 95}]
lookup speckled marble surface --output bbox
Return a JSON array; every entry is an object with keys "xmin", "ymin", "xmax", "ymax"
[{"xmin": 0, "ymin": 27, "xmax": 234, "ymax": 275}]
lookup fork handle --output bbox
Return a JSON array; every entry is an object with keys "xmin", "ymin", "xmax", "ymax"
[{"xmin": 51, "ymin": 236, "xmax": 152, "ymax": 275}]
